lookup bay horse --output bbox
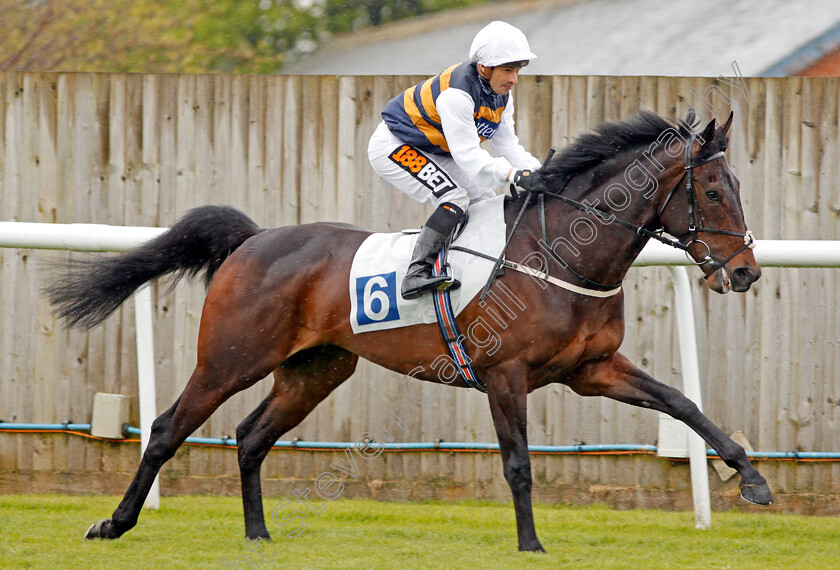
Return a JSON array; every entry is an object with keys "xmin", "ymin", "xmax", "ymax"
[{"xmin": 46, "ymin": 109, "xmax": 772, "ymax": 552}]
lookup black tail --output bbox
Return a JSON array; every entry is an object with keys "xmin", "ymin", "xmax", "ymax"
[{"xmin": 44, "ymin": 205, "xmax": 263, "ymax": 330}]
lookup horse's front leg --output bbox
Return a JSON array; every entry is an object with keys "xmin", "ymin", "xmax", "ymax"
[
  {"xmin": 485, "ymin": 363, "xmax": 545, "ymax": 552},
  {"xmin": 566, "ymin": 352, "xmax": 773, "ymax": 506}
]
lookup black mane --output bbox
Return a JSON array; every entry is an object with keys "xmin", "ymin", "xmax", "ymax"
[{"xmin": 537, "ymin": 109, "xmax": 716, "ymax": 191}]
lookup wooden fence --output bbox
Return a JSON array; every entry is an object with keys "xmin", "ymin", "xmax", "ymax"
[{"xmin": 1, "ymin": 72, "xmax": 839, "ymax": 512}]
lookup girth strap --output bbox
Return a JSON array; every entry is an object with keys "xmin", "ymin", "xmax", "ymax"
[{"xmin": 431, "ymin": 249, "xmax": 486, "ymax": 392}]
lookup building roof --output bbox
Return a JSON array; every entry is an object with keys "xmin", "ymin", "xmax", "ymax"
[
  {"xmin": 760, "ymin": 22, "xmax": 840, "ymax": 76},
  {"xmin": 284, "ymin": 0, "xmax": 840, "ymax": 77}
]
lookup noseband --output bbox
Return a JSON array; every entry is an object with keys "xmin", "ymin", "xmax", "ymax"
[{"xmin": 656, "ymin": 133, "xmax": 756, "ymax": 277}]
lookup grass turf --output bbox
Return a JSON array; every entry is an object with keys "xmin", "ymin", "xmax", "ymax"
[{"xmin": 1, "ymin": 494, "xmax": 838, "ymax": 569}]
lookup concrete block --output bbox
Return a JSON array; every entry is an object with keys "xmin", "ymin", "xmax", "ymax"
[
  {"xmin": 711, "ymin": 430, "xmax": 754, "ymax": 482},
  {"xmin": 91, "ymin": 393, "xmax": 131, "ymax": 439},
  {"xmin": 657, "ymin": 414, "xmax": 689, "ymax": 458}
]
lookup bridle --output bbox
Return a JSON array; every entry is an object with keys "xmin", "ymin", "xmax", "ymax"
[
  {"xmin": 532, "ymin": 132, "xmax": 756, "ymax": 289},
  {"xmin": 655, "ymin": 133, "xmax": 756, "ymax": 276}
]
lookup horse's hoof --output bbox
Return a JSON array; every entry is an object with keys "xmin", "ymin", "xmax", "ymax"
[
  {"xmin": 85, "ymin": 519, "xmax": 113, "ymax": 539},
  {"xmin": 740, "ymin": 483, "xmax": 774, "ymax": 506}
]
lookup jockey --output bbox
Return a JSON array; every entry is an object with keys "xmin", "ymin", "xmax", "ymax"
[{"xmin": 368, "ymin": 20, "xmax": 542, "ymax": 300}]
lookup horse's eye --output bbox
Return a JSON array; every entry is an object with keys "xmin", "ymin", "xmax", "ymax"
[{"xmin": 705, "ymin": 191, "xmax": 721, "ymax": 201}]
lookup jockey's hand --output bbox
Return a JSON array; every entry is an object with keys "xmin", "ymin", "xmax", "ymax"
[{"xmin": 513, "ymin": 169, "xmax": 537, "ymax": 191}]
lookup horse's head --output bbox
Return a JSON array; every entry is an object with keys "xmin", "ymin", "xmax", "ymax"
[{"xmin": 658, "ymin": 111, "xmax": 760, "ymax": 293}]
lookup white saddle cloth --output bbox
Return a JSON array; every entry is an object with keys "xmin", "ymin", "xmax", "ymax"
[{"xmin": 349, "ymin": 195, "xmax": 506, "ymax": 334}]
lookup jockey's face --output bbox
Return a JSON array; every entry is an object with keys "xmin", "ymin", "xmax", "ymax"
[{"xmin": 478, "ymin": 63, "xmax": 523, "ymax": 95}]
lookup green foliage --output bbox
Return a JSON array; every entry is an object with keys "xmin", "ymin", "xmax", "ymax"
[
  {"xmin": 0, "ymin": 0, "xmax": 495, "ymax": 74},
  {"xmin": 2, "ymin": 494, "xmax": 840, "ymax": 568}
]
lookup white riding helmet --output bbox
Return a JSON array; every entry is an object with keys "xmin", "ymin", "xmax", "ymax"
[{"xmin": 469, "ymin": 21, "xmax": 537, "ymax": 68}]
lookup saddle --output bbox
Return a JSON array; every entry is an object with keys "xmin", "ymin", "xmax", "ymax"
[{"xmin": 348, "ymin": 196, "xmax": 506, "ymax": 335}]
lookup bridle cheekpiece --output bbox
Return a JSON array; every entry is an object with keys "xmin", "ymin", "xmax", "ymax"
[{"xmin": 657, "ymin": 132, "xmax": 756, "ymax": 277}]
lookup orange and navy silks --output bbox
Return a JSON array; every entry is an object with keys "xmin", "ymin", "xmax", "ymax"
[{"xmin": 382, "ymin": 61, "xmax": 508, "ymax": 156}]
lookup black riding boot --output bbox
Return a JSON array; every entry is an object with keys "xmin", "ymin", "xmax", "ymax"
[{"xmin": 401, "ymin": 202, "xmax": 465, "ymax": 300}]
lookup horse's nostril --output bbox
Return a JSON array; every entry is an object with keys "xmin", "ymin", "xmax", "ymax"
[{"xmin": 733, "ymin": 266, "xmax": 756, "ymax": 283}]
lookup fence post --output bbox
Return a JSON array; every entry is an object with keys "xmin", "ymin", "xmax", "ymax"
[
  {"xmin": 134, "ymin": 284, "xmax": 160, "ymax": 509},
  {"xmin": 668, "ymin": 266, "xmax": 712, "ymax": 529}
]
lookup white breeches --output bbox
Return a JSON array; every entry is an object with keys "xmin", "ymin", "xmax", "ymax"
[{"xmin": 367, "ymin": 121, "xmax": 497, "ymax": 212}]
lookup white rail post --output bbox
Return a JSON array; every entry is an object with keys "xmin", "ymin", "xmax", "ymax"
[
  {"xmin": 134, "ymin": 284, "xmax": 160, "ymax": 509},
  {"xmin": 668, "ymin": 266, "xmax": 712, "ymax": 529}
]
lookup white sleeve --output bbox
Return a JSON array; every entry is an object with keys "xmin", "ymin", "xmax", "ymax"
[
  {"xmin": 490, "ymin": 95, "xmax": 542, "ymax": 171},
  {"xmin": 437, "ymin": 88, "xmax": 517, "ymax": 189}
]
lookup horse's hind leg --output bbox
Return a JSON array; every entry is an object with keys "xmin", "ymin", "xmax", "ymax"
[
  {"xmin": 85, "ymin": 365, "xmax": 267, "ymax": 539},
  {"xmin": 236, "ymin": 345, "xmax": 359, "ymax": 540},
  {"xmin": 566, "ymin": 353, "xmax": 773, "ymax": 506}
]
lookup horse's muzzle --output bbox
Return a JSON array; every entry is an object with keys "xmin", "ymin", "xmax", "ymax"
[{"xmin": 706, "ymin": 264, "xmax": 760, "ymax": 294}]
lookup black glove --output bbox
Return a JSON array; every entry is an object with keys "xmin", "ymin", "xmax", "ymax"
[{"xmin": 512, "ymin": 169, "xmax": 536, "ymax": 191}]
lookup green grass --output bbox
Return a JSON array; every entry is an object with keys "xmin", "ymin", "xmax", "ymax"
[{"xmin": 1, "ymin": 494, "xmax": 838, "ymax": 569}]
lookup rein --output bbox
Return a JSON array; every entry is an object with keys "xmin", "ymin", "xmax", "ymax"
[
  {"xmin": 479, "ymin": 148, "xmax": 554, "ymax": 302},
  {"xmin": 477, "ymin": 149, "xmax": 616, "ymax": 300}
]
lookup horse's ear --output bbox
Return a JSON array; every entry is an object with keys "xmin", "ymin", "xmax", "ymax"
[
  {"xmin": 722, "ymin": 111, "xmax": 734, "ymax": 135},
  {"xmin": 678, "ymin": 107, "xmax": 698, "ymax": 137},
  {"xmin": 700, "ymin": 119, "xmax": 716, "ymax": 148}
]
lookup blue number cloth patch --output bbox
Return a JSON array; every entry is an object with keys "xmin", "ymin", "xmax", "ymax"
[{"xmin": 355, "ymin": 272, "xmax": 401, "ymax": 326}]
